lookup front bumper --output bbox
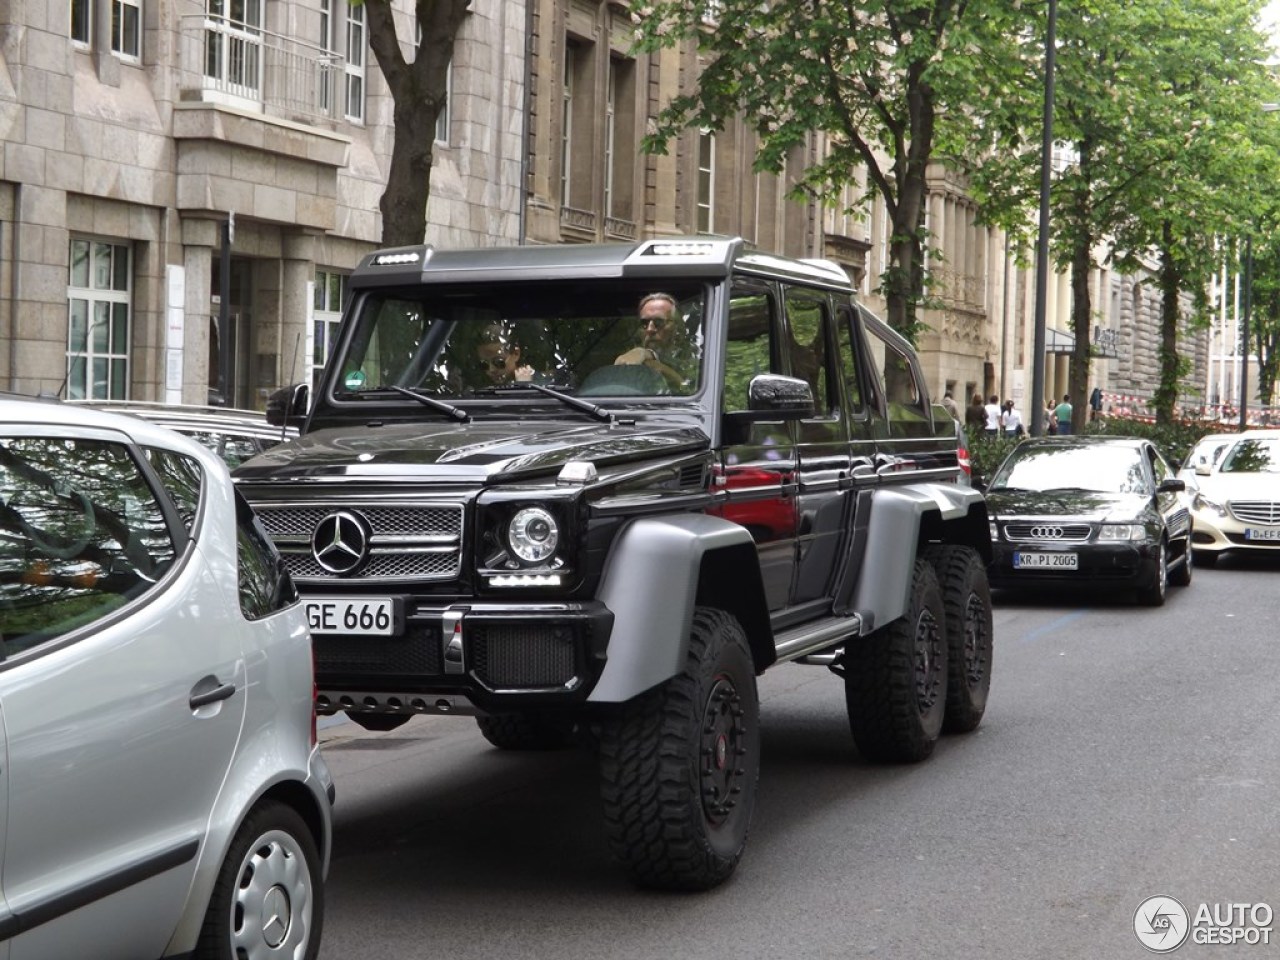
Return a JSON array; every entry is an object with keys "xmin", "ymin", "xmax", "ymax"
[
  {"xmin": 988, "ymin": 540, "xmax": 1160, "ymax": 590},
  {"xmin": 1190, "ymin": 509, "xmax": 1280, "ymax": 555},
  {"xmin": 311, "ymin": 599, "xmax": 615, "ymax": 717}
]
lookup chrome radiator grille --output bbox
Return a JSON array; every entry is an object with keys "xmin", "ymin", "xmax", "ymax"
[
  {"xmin": 1003, "ymin": 522, "xmax": 1092, "ymax": 542},
  {"xmin": 252, "ymin": 501, "xmax": 464, "ymax": 584},
  {"xmin": 1229, "ymin": 500, "xmax": 1280, "ymax": 525}
]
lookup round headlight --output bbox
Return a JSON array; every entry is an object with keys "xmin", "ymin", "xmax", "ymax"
[{"xmin": 508, "ymin": 507, "xmax": 559, "ymax": 563}]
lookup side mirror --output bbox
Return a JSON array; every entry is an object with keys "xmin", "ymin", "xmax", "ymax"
[
  {"xmin": 1157, "ymin": 477, "xmax": 1185, "ymax": 494},
  {"xmin": 266, "ymin": 383, "xmax": 309, "ymax": 429},
  {"xmin": 1195, "ymin": 461, "xmax": 1211, "ymax": 477},
  {"xmin": 746, "ymin": 374, "xmax": 815, "ymax": 420}
]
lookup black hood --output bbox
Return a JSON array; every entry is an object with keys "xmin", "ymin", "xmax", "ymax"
[
  {"xmin": 234, "ymin": 418, "xmax": 710, "ymax": 482},
  {"xmin": 984, "ymin": 488, "xmax": 1153, "ymax": 522}
]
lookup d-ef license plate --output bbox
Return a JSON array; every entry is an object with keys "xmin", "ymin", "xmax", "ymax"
[
  {"xmin": 1013, "ymin": 551, "xmax": 1078, "ymax": 570},
  {"xmin": 305, "ymin": 597, "xmax": 400, "ymax": 636},
  {"xmin": 1244, "ymin": 528, "xmax": 1280, "ymax": 541}
]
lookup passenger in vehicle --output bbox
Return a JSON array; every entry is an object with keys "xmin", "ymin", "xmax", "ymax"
[{"xmin": 476, "ymin": 327, "xmax": 536, "ymax": 385}]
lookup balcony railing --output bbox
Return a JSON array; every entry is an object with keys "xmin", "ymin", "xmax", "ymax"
[{"xmin": 180, "ymin": 14, "xmax": 344, "ymax": 126}]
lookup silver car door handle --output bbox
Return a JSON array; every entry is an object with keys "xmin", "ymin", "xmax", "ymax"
[{"xmin": 189, "ymin": 676, "xmax": 237, "ymax": 709}]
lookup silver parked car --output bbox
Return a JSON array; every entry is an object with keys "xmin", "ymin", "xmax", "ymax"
[{"xmin": 0, "ymin": 397, "xmax": 331, "ymax": 959}]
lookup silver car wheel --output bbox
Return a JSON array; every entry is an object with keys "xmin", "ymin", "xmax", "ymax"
[{"xmin": 229, "ymin": 828, "xmax": 314, "ymax": 960}]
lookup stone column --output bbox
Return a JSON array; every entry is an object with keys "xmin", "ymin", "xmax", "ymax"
[
  {"xmin": 181, "ymin": 218, "xmax": 218, "ymax": 405},
  {"xmin": 281, "ymin": 233, "xmax": 317, "ymax": 388}
]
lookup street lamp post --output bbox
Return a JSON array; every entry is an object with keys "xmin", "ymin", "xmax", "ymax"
[
  {"xmin": 1030, "ymin": 0, "xmax": 1057, "ymax": 437},
  {"xmin": 1240, "ymin": 234, "xmax": 1252, "ymax": 431}
]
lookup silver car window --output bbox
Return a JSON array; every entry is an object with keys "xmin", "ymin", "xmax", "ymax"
[{"xmin": 0, "ymin": 436, "xmax": 177, "ymax": 655}]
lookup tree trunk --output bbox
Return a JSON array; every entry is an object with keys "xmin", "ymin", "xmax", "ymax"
[
  {"xmin": 1068, "ymin": 237, "xmax": 1091, "ymax": 435},
  {"xmin": 361, "ymin": 0, "xmax": 470, "ymax": 248},
  {"xmin": 1153, "ymin": 222, "xmax": 1184, "ymax": 426}
]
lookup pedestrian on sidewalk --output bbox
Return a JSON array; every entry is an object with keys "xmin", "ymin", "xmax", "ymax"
[{"xmin": 1055, "ymin": 394, "xmax": 1074, "ymax": 435}]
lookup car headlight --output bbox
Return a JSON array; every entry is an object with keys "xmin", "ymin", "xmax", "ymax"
[
  {"xmin": 1193, "ymin": 492, "xmax": 1227, "ymax": 517},
  {"xmin": 1098, "ymin": 523, "xmax": 1143, "ymax": 541},
  {"xmin": 508, "ymin": 507, "xmax": 559, "ymax": 563},
  {"xmin": 989, "ymin": 520, "xmax": 1000, "ymax": 541}
]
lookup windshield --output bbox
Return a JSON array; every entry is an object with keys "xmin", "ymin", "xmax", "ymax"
[
  {"xmin": 989, "ymin": 444, "xmax": 1149, "ymax": 495},
  {"xmin": 331, "ymin": 280, "xmax": 707, "ymax": 401},
  {"xmin": 1219, "ymin": 438, "xmax": 1280, "ymax": 473}
]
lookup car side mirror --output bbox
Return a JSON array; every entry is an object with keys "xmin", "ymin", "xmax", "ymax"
[
  {"xmin": 1157, "ymin": 477, "xmax": 1185, "ymax": 494},
  {"xmin": 746, "ymin": 374, "xmax": 815, "ymax": 420},
  {"xmin": 266, "ymin": 383, "xmax": 309, "ymax": 429},
  {"xmin": 1195, "ymin": 461, "xmax": 1211, "ymax": 477}
]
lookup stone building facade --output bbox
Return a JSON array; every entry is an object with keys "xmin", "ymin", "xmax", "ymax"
[
  {"xmin": 0, "ymin": 0, "xmax": 1210, "ymax": 419},
  {"xmin": 0, "ymin": 0, "xmax": 525, "ymax": 408}
]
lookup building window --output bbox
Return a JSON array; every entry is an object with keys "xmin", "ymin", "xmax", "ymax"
[
  {"xmin": 697, "ymin": 130, "xmax": 715, "ymax": 233},
  {"xmin": 67, "ymin": 239, "xmax": 131, "ymax": 401},
  {"xmin": 435, "ymin": 61, "xmax": 452, "ymax": 143},
  {"xmin": 205, "ymin": 0, "xmax": 263, "ymax": 101},
  {"xmin": 312, "ymin": 270, "xmax": 346, "ymax": 387},
  {"xmin": 319, "ymin": 0, "xmax": 336, "ymax": 113},
  {"xmin": 561, "ymin": 45, "xmax": 576, "ymax": 206},
  {"xmin": 111, "ymin": 0, "xmax": 141, "ymax": 59},
  {"xmin": 345, "ymin": 2, "xmax": 366, "ymax": 122},
  {"xmin": 604, "ymin": 64, "xmax": 616, "ymax": 217},
  {"xmin": 71, "ymin": 0, "xmax": 92, "ymax": 46}
]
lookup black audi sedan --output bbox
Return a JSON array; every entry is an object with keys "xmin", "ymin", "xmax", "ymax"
[{"xmin": 982, "ymin": 436, "xmax": 1192, "ymax": 605}]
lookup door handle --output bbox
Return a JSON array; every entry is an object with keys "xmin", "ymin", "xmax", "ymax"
[{"xmin": 189, "ymin": 675, "xmax": 237, "ymax": 710}]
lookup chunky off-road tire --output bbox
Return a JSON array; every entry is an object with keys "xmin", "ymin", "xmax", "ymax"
[
  {"xmin": 475, "ymin": 712, "xmax": 577, "ymax": 750},
  {"xmin": 1138, "ymin": 539, "xmax": 1168, "ymax": 607},
  {"xmin": 196, "ymin": 800, "xmax": 324, "ymax": 960},
  {"xmin": 1168, "ymin": 540, "xmax": 1193, "ymax": 587},
  {"xmin": 843, "ymin": 558, "xmax": 948, "ymax": 763},
  {"xmin": 923, "ymin": 544, "xmax": 993, "ymax": 734},
  {"xmin": 598, "ymin": 606, "xmax": 760, "ymax": 891}
]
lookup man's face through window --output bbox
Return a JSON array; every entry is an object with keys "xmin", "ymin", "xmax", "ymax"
[{"xmin": 639, "ymin": 296, "xmax": 676, "ymax": 352}]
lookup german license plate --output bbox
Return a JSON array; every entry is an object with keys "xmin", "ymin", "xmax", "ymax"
[
  {"xmin": 1244, "ymin": 528, "xmax": 1280, "ymax": 541},
  {"xmin": 305, "ymin": 597, "xmax": 399, "ymax": 636},
  {"xmin": 1013, "ymin": 551, "xmax": 1078, "ymax": 570}
]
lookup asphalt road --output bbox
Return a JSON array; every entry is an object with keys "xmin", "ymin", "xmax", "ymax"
[{"xmin": 316, "ymin": 556, "xmax": 1280, "ymax": 960}]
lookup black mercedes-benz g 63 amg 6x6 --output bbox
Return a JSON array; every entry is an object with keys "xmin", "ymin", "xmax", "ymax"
[{"xmin": 236, "ymin": 236, "xmax": 993, "ymax": 891}]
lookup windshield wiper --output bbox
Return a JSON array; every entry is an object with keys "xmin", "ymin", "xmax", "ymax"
[
  {"xmin": 384, "ymin": 386, "xmax": 470, "ymax": 422},
  {"xmin": 471, "ymin": 382, "xmax": 617, "ymax": 424}
]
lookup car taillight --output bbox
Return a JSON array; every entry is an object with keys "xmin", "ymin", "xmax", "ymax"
[{"xmin": 957, "ymin": 441, "xmax": 972, "ymax": 476}]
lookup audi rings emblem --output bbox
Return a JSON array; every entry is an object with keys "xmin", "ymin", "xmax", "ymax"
[
  {"xmin": 312, "ymin": 510, "xmax": 372, "ymax": 575},
  {"xmin": 1029, "ymin": 524, "xmax": 1065, "ymax": 539}
]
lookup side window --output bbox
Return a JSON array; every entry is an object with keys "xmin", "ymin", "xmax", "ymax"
[
  {"xmin": 235, "ymin": 491, "xmax": 297, "ymax": 619},
  {"xmin": 1149, "ymin": 447, "xmax": 1170, "ymax": 485},
  {"xmin": 723, "ymin": 282, "xmax": 780, "ymax": 413},
  {"xmin": 783, "ymin": 289, "xmax": 833, "ymax": 416},
  {"xmin": 860, "ymin": 310, "xmax": 929, "ymax": 436},
  {"xmin": 0, "ymin": 436, "xmax": 176, "ymax": 655},
  {"xmin": 144, "ymin": 447, "xmax": 204, "ymax": 533},
  {"xmin": 835, "ymin": 305, "xmax": 867, "ymax": 416}
]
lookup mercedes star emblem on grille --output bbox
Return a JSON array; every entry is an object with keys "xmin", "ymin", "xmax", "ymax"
[
  {"xmin": 312, "ymin": 510, "xmax": 371, "ymax": 575},
  {"xmin": 1029, "ymin": 525, "xmax": 1065, "ymax": 539}
]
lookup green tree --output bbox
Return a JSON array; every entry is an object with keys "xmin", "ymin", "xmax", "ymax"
[
  {"xmin": 360, "ymin": 0, "xmax": 470, "ymax": 247},
  {"xmin": 1107, "ymin": 0, "xmax": 1280, "ymax": 424},
  {"xmin": 976, "ymin": 0, "xmax": 1280, "ymax": 430},
  {"xmin": 631, "ymin": 0, "xmax": 1028, "ymax": 343}
]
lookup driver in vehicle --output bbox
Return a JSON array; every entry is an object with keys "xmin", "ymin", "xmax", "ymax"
[{"xmin": 614, "ymin": 292, "xmax": 691, "ymax": 391}]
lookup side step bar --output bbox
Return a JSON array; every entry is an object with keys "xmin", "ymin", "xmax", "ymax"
[{"xmin": 773, "ymin": 613, "xmax": 863, "ymax": 664}]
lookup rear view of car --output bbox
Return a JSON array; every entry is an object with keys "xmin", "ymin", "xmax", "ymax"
[{"xmin": 0, "ymin": 398, "xmax": 331, "ymax": 959}]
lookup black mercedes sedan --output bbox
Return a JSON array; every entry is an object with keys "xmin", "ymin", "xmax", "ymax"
[{"xmin": 982, "ymin": 436, "xmax": 1192, "ymax": 605}]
